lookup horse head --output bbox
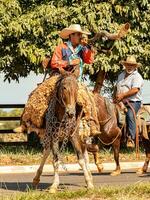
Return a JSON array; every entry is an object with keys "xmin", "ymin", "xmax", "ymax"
[{"xmin": 56, "ymin": 67, "xmax": 79, "ymax": 117}]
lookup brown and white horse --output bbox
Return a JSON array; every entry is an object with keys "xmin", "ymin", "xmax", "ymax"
[
  {"xmin": 33, "ymin": 76, "xmax": 122, "ymax": 193},
  {"xmin": 33, "ymin": 69, "xmax": 94, "ymax": 193}
]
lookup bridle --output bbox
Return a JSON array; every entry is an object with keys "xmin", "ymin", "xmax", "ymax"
[{"xmin": 56, "ymin": 75, "xmax": 78, "ymax": 110}]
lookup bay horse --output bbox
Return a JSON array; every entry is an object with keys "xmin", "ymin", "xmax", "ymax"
[
  {"xmin": 33, "ymin": 68, "xmax": 94, "ymax": 193},
  {"xmin": 86, "ymin": 94, "xmax": 122, "ymax": 176}
]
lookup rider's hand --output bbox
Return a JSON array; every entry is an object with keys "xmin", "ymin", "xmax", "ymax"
[
  {"xmin": 69, "ymin": 58, "xmax": 80, "ymax": 66},
  {"xmin": 115, "ymin": 93, "xmax": 124, "ymax": 102},
  {"xmin": 42, "ymin": 56, "xmax": 51, "ymax": 69},
  {"xmin": 80, "ymin": 37, "xmax": 88, "ymax": 46}
]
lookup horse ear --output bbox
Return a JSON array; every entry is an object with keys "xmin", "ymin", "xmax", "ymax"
[
  {"xmin": 72, "ymin": 65, "xmax": 80, "ymax": 79},
  {"xmin": 59, "ymin": 66, "xmax": 80, "ymax": 78}
]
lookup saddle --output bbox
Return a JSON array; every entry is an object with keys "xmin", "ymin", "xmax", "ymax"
[
  {"xmin": 104, "ymin": 98, "xmax": 126, "ymax": 128},
  {"xmin": 137, "ymin": 106, "xmax": 150, "ymax": 140}
]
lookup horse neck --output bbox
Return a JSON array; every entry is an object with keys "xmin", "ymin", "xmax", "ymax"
[
  {"xmin": 95, "ymin": 94, "xmax": 116, "ymax": 121},
  {"xmin": 95, "ymin": 94, "xmax": 109, "ymax": 120}
]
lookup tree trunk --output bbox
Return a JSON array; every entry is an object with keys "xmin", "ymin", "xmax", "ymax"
[{"xmin": 93, "ymin": 70, "xmax": 106, "ymax": 94}]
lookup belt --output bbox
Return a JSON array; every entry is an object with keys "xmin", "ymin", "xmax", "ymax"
[
  {"xmin": 129, "ymin": 101, "xmax": 141, "ymax": 103},
  {"xmin": 124, "ymin": 100, "xmax": 141, "ymax": 105}
]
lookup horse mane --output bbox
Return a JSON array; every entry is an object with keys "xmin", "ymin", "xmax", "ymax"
[{"xmin": 55, "ymin": 72, "xmax": 77, "ymax": 89}]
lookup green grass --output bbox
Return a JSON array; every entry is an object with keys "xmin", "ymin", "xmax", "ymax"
[
  {"xmin": 0, "ymin": 145, "xmax": 146, "ymax": 166},
  {"xmin": 1, "ymin": 183, "xmax": 150, "ymax": 200},
  {"xmin": 0, "ymin": 145, "xmax": 42, "ymax": 165}
]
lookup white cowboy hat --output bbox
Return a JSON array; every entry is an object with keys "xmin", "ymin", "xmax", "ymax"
[
  {"xmin": 120, "ymin": 55, "xmax": 141, "ymax": 67},
  {"xmin": 59, "ymin": 24, "xmax": 91, "ymax": 39}
]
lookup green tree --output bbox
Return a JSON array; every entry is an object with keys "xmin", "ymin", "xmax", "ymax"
[{"xmin": 0, "ymin": 0, "xmax": 150, "ymax": 85}]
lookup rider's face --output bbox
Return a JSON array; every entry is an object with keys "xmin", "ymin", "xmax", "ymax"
[
  {"xmin": 70, "ymin": 32, "xmax": 82, "ymax": 46},
  {"xmin": 124, "ymin": 64, "xmax": 137, "ymax": 74}
]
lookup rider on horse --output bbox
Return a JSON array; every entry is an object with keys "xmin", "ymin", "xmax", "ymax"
[
  {"xmin": 114, "ymin": 55, "xmax": 144, "ymax": 148},
  {"xmin": 15, "ymin": 23, "xmax": 131, "ymax": 138},
  {"xmin": 43, "ymin": 24, "xmax": 100, "ymax": 137}
]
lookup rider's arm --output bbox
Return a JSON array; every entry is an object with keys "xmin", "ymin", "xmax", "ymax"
[
  {"xmin": 82, "ymin": 46, "xmax": 95, "ymax": 64},
  {"xmin": 42, "ymin": 56, "xmax": 51, "ymax": 69},
  {"xmin": 116, "ymin": 75, "xmax": 144, "ymax": 102},
  {"xmin": 51, "ymin": 45, "xmax": 69, "ymax": 69},
  {"xmin": 122, "ymin": 88, "xmax": 139, "ymax": 99},
  {"xmin": 115, "ymin": 88, "xmax": 139, "ymax": 102}
]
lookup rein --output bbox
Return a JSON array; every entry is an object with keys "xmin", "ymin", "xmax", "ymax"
[
  {"xmin": 98, "ymin": 129, "xmax": 121, "ymax": 146},
  {"xmin": 98, "ymin": 116, "xmax": 122, "ymax": 146},
  {"xmin": 97, "ymin": 100, "xmax": 122, "ymax": 146},
  {"xmin": 55, "ymin": 77, "xmax": 66, "ymax": 108},
  {"xmin": 70, "ymin": 108, "xmax": 84, "ymax": 138}
]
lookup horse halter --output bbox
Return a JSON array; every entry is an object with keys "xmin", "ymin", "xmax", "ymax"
[{"xmin": 56, "ymin": 76, "xmax": 78, "ymax": 112}]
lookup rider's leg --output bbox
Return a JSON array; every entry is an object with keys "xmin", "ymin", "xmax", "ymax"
[{"xmin": 126, "ymin": 102, "xmax": 141, "ymax": 147}]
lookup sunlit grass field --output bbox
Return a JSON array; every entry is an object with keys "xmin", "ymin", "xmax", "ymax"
[
  {"xmin": 1, "ymin": 182, "xmax": 150, "ymax": 200},
  {"xmin": 0, "ymin": 144, "xmax": 146, "ymax": 166}
]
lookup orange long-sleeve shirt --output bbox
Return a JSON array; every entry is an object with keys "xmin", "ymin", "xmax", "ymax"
[{"xmin": 51, "ymin": 43, "xmax": 94, "ymax": 69}]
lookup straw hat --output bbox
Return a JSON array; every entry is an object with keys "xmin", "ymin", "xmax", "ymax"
[
  {"xmin": 59, "ymin": 24, "xmax": 91, "ymax": 39},
  {"xmin": 120, "ymin": 56, "xmax": 141, "ymax": 67}
]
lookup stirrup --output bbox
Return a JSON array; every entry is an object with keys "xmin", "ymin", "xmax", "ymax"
[{"xmin": 127, "ymin": 138, "xmax": 135, "ymax": 148}]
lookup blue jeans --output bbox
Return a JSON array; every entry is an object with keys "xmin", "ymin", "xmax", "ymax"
[{"xmin": 126, "ymin": 101, "xmax": 141, "ymax": 140}]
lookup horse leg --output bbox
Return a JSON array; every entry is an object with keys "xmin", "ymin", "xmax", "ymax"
[
  {"xmin": 111, "ymin": 131, "xmax": 121, "ymax": 176},
  {"xmin": 93, "ymin": 151, "xmax": 104, "ymax": 173},
  {"xmin": 137, "ymin": 156, "xmax": 150, "ymax": 175},
  {"xmin": 137, "ymin": 138, "xmax": 150, "ymax": 175},
  {"xmin": 33, "ymin": 148, "xmax": 50, "ymax": 187},
  {"xmin": 71, "ymin": 137, "xmax": 94, "ymax": 189},
  {"xmin": 82, "ymin": 146, "xmax": 93, "ymax": 182},
  {"xmin": 142, "ymin": 155, "xmax": 150, "ymax": 173},
  {"xmin": 86, "ymin": 141, "xmax": 103, "ymax": 173},
  {"xmin": 48, "ymin": 142, "xmax": 60, "ymax": 193}
]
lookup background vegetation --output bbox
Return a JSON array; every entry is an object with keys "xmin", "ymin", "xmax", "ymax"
[{"xmin": 0, "ymin": 0, "xmax": 150, "ymax": 83}]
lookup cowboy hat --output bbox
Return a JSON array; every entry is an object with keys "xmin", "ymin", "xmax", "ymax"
[
  {"xmin": 59, "ymin": 24, "xmax": 91, "ymax": 39},
  {"xmin": 120, "ymin": 55, "xmax": 141, "ymax": 67}
]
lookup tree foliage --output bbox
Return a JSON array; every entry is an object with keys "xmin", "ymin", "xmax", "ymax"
[{"xmin": 0, "ymin": 0, "xmax": 150, "ymax": 82}]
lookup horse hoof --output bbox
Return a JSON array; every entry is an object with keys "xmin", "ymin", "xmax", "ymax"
[
  {"xmin": 110, "ymin": 170, "xmax": 121, "ymax": 176},
  {"xmin": 87, "ymin": 183, "xmax": 94, "ymax": 190},
  {"xmin": 136, "ymin": 168, "xmax": 146, "ymax": 175},
  {"xmin": 48, "ymin": 187, "xmax": 57, "ymax": 194},
  {"xmin": 32, "ymin": 178, "xmax": 40, "ymax": 188}
]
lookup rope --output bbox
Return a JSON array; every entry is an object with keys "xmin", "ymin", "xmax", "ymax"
[
  {"xmin": 98, "ymin": 128, "xmax": 121, "ymax": 146},
  {"xmin": 97, "ymin": 114, "xmax": 124, "ymax": 146},
  {"xmin": 42, "ymin": 69, "xmax": 48, "ymax": 82}
]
